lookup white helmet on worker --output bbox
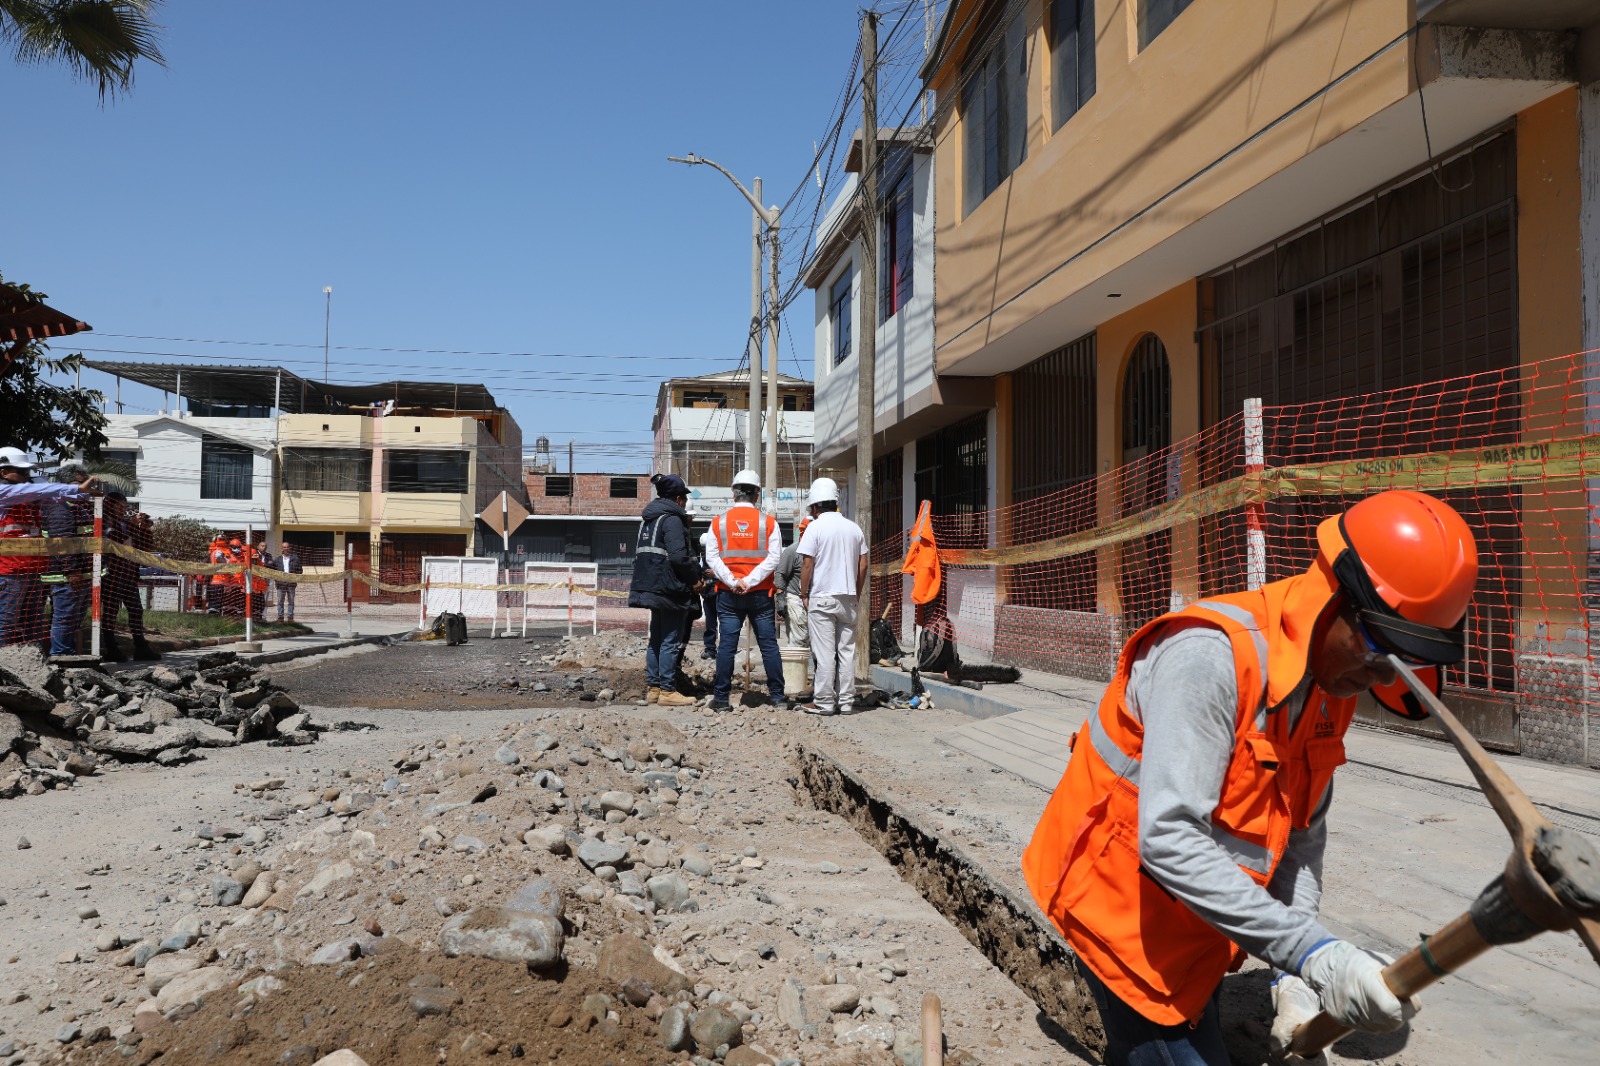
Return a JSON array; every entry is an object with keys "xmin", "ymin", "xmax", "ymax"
[
  {"xmin": 731, "ymin": 469, "xmax": 761, "ymax": 491},
  {"xmin": 807, "ymin": 477, "xmax": 839, "ymax": 506},
  {"xmin": 0, "ymin": 447, "xmax": 38, "ymax": 470}
]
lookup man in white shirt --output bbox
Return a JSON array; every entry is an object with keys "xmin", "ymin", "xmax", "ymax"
[{"xmin": 796, "ymin": 477, "xmax": 869, "ymax": 716}]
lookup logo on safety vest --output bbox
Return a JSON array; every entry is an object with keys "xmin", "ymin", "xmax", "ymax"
[{"xmin": 735, "ymin": 521, "xmax": 750, "ymax": 533}]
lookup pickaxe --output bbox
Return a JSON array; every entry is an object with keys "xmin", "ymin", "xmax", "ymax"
[{"xmin": 1289, "ymin": 657, "xmax": 1600, "ymax": 1056}]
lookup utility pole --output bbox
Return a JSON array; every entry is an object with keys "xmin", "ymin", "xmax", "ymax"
[
  {"xmin": 747, "ymin": 179, "xmax": 764, "ymax": 483},
  {"xmin": 322, "ymin": 286, "xmax": 333, "ymax": 382},
  {"xmin": 764, "ymin": 201, "xmax": 780, "ymax": 509},
  {"xmin": 855, "ymin": 10, "xmax": 879, "ymax": 678},
  {"xmin": 666, "ymin": 154, "xmax": 782, "ymax": 508}
]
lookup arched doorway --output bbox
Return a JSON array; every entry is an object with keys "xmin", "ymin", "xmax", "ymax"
[{"xmin": 1118, "ymin": 333, "xmax": 1173, "ymax": 634}]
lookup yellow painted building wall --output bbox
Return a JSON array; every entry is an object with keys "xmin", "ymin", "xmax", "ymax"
[{"xmin": 930, "ymin": 0, "xmax": 1417, "ymax": 370}]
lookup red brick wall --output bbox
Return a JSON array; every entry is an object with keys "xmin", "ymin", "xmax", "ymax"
[{"xmin": 524, "ymin": 473, "xmax": 651, "ymax": 517}]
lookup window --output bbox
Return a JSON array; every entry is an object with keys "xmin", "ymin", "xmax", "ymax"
[
  {"xmin": 682, "ymin": 391, "xmax": 728, "ymax": 409},
  {"xmin": 608, "ymin": 477, "xmax": 638, "ymax": 499},
  {"xmin": 283, "ymin": 448, "xmax": 371, "ymax": 492},
  {"xmin": 1138, "ymin": 0, "xmax": 1193, "ymax": 50},
  {"xmin": 1052, "ymin": 0, "xmax": 1095, "ymax": 129},
  {"xmin": 962, "ymin": 11, "xmax": 1030, "ymax": 216},
  {"xmin": 199, "ymin": 436, "xmax": 254, "ymax": 500},
  {"xmin": 100, "ymin": 448, "xmax": 139, "ymax": 482},
  {"xmin": 832, "ymin": 265, "xmax": 857, "ymax": 364},
  {"xmin": 283, "ymin": 531, "xmax": 335, "ymax": 567},
  {"xmin": 880, "ymin": 149, "xmax": 914, "ymax": 320},
  {"xmin": 385, "ymin": 449, "xmax": 468, "ymax": 494},
  {"xmin": 830, "ymin": 268, "xmax": 854, "ymax": 366},
  {"xmin": 544, "ymin": 475, "xmax": 573, "ymax": 497}
]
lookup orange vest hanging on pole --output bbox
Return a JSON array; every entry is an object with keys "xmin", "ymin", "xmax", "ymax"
[
  {"xmin": 901, "ymin": 500, "xmax": 940, "ymax": 605},
  {"xmin": 1020, "ymin": 559, "xmax": 1356, "ymax": 1025}
]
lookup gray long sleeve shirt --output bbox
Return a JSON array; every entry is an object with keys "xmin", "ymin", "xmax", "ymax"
[{"xmin": 1126, "ymin": 623, "xmax": 1334, "ymax": 973}]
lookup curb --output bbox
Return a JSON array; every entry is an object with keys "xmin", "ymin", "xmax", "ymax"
[
  {"xmin": 869, "ymin": 664, "xmax": 1019, "ymax": 720},
  {"xmin": 239, "ymin": 634, "xmax": 394, "ymax": 667}
]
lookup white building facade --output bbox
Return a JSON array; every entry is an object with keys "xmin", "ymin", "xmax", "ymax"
[{"xmin": 102, "ymin": 413, "xmax": 276, "ymax": 534}]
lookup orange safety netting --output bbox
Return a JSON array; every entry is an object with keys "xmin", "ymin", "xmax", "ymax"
[{"xmin": 873, "ymin": 348, "xmax": 1600, "ymax": 763}]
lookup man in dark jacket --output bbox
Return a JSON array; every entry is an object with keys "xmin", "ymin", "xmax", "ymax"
[{"xmin": 629, "ymin": 473, "xmax": 699, "ymax": 707}]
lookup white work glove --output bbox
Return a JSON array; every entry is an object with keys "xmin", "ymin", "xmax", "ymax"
[
  {"xmin": 1269, "ymin": 974, "xmax": 1328, "ymax": 1065},
  {"xmin": 1299, "ymin": 940, "xmax": 1418, "ymax": 1033}
]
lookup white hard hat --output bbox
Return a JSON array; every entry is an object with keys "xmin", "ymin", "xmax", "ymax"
[
  {"xmin": 807, "ymin": 477, "xmax": 839, "ymax": 505},
  {"xmin": 732, "ymin": 468, "xmax": 761, "ymax": 490},
  {"xmin": 0, "ymin": 447, "xmax": 37, "ymax": 470}
]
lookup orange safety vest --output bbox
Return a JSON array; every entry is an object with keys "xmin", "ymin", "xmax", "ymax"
[
  {"xmin": 712, "ymin": 504, "xmax": 778, "ymax": 593},
  {"xmin": 0, "ymin": 501, "xmax": 46, "ymax": 576},
  {"xmin": 1021, "ymin": 561, "xmax": 1354, "ymax": 1025},
  {"xmin": 210, "ymin": 543, "xmax": 237, "ymax": 585}
]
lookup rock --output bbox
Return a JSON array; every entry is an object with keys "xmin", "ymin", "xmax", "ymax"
[
  {"xmin": 55, "ymin": 1022, "xmax": 82, "ymax": 1044},
  {"xmin": 95, "ymin": 930, "xmax": 121, "ymax": 952},
  {"xmin": 892, "ymin": 1030, "xmax": 924, "ymax": 1066},
  {"xmin": 599, "ymin": 790, "xmax": 635, "ymax": 815},
  {"xmin": 870, "ymin": 995, "xmax": 900, "ymax": 1019},
  {"xmin": 645, "ymin": 872, "xmax": 689, "ymax": 913},
  {"xmin": 77, "ymin": 904, "xmax": 99, "ymax": 920},
  {"xmin": 837, "ymin": 1019, "xmax": 897, "ymax": 1046},
  {"xmin": 439, "ymin": 908, "xmax": 564, "ymax": 968},
  {"xmin": 143, "ymin": 953, "xmax": 200, "ymax": 993},
  {"xmin": 15, "ymin": 836, "xmax": 30, "ymax": 850},
  {"xmin": 0, "ymin": 713, "xmax": 28, "ymax": 752},
  {"xmin": 681, "ymin": 855, "xmax": 713, "ymax": 878},
  {"xmin": 689, "ymin": 1005, "xmax": 743, "ymax": 1050},
  {"xmin": 153, "ymin": 965, "xmax": 231, "ymax": 1012},
  {"xmin": 778, "ymin": 980, "xmax": 821, "ymax": 1033},
  {"xmin": 619, "ymin": 976, "xmax": 653, "ymax": 1007},
  {"xmin": 140, "ymin": 695, "xmax": 183, "ymax": 724},
  {"xmin": 240, "ymin": 871, "xmax": 277, "ymax": 909},
  {"xmin": 596, "ymin": 934, "xmax": 692, "ymax": 995},
  {"xmin": 451, "ymin": 834, "xmax": 487, "ymax": 854},
  {"xmin": 210, "ymin": 877, "xmax": 246, "ymax": 907},
  {"xmin": 310, "ymin": 939, "xmax": 362, "ymax": 965},
  {"xmin": 812, "ymin": 984, "xmax": 861, "ymax": 1014},
  {"xmin": 576, "ymin": 837, "xmax": 627, "ymax": 871},
  {"xmin": 507, "ymin": 878, "xmax": 563, "ymax": 919},
  {"xmin": 640, "ymin": 842, "xmax": 672, "ymax": 869},
  {"xmin": 298, "ymin": 860, "xmax": 355, "ymax": 897},
  {"xmin": 238, "ymin": 974, "xmax": 286, "ymax": 998},
  {"xmin": 819, "ymin": 861, "xmax": 842, "ymax": 875},
  {"xmin": 580, "ymin": 992, "xmax": 613, "ymax": 1024},
  {"xmin": 409, "ymin": 986, "xmax": 461, "ymax": 1017},
  {"xmin": 311, "ymin": 1053, "xmax": 371, "ymax": 1066},
  {"xmin": 277, "ymin": 712, "xmax": 310, "ymax": 734},
  {"xmin": 523, "ymin": 824, "xmax": 569, "ymax": 855},
  {"xmin": 725, "ymin": 1048, "xmax": 776, "ymax": 1066},
  {"xmin": 494, "ymin": 744, "xmax": 520, "ymax": 765},
  {"xmin": 658, "ymin": 1004, "xmax": 692, "ymax": 1051}
]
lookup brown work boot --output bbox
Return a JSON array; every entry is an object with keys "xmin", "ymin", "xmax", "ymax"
[
  {"xmin": 646, "ymin": 686, "xmax": 661, "ymax": 704},
  {"xmin": 656, "ymin": 690, "xmax": 696, "ymax": 707}
]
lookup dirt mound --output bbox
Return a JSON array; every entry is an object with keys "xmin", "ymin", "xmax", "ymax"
[{"xmin": 76, "ymin": 942, "xmax": 674, "ymax": 1066}]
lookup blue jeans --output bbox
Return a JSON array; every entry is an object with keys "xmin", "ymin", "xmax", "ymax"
[
  {"xmin": 713, "ymin": 590, "xmax": 785, "ymax": 702},
  {"xmin": 1080, "ymin": 962, "xmax": 1227, "ymax": 1066},
  {"xmin": 646, "ymin": 606, "xmax": 688, "ymax": 690},
  {"xmin": 700, "ymin": 589, "xmax": 720, "ymax": 654},
  {"xmin": 0, "ymin": 573, "xmax": 41, "ymax": 647},
  {"xmin": 47, "ymin": 579, "xmax": 89, "ymax": 656}
]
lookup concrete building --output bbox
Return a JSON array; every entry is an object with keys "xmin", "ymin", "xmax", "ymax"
[
  {"xmin": 477, "ymin": 471, "xmax": 654, "ymax": 582},
  {"xmin": 903, "ymin": 0, "xmax": 1600, "ymax": 760},
  {"xmin": 651, "ymin": 369, "xmax": 815, "ymax": 520},
  {"xmin": 88, "ymin": 363, "xmax": 526, "ymax": 597}
]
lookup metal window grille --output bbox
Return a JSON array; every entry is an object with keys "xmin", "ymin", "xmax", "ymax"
[
  {"xmin": 1118, "ymin": 334, "xmax": 1173, "ymax": 633},
  {"xmin": 198, "ymin": 437, "xmax": 254, "ymax": 500},
  {"xmin": 1051, "ymin": 0, "xmax": 1095, "ymax": 129}
]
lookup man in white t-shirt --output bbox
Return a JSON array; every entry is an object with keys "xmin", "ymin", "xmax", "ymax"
[{"xmin": 796, "ymin": 477, "xmax": 869, "ymax": 715}]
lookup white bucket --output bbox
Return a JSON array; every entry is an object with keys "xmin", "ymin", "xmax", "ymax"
[{"xmin": 779, "ymin": 644, "xmax": 811, "ymax": 693}]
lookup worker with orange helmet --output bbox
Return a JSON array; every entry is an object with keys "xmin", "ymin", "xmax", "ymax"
[
  {"xmin": 1022, "ymin": 490, "xmax": 1479, "ymax": 1066},
  {"xmin": 206, "ymin": 534, "xmax": 231, "ymax": 615}
]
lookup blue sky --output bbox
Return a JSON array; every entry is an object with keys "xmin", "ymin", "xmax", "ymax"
[{"xmin": 5, "ymin": 1, "xmax": 937, "ymax": 470}]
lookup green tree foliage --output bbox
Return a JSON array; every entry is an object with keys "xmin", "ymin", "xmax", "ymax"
[
  {"xmin": 0, "ymin": 276, "xmax": 107, "ymax": 458},
  {"xmin": 150, "ymin": 515, "xmax": 216, "ymax": 563},
  {"xmin": 0, "ymin": 0, "xmax": 164, "ymax": 100}
]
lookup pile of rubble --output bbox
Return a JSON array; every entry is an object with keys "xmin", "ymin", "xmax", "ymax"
[{"xmin": 0, "ymin": 645, "xmax": 355, "ymax": 799}]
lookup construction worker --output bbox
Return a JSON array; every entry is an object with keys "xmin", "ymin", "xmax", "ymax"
[
  {"xmin": 774, "ymin": 516, "xmax": 811, "ymax": 647},
  {"xmin": 628, "ymin": 473, "xmax": 699, "ymax": 707},
  {"xmin": 206, "ymin": 534, "xmax": 230, "ymax": 614},
  {"xmin": 703, "ymin": 469, "xmax": 786, "ymax": 712},
  {"xmin": 0, "ymin": 448, "xmax": 52, "ymax": 647},
  {"xmin": 40, "ymin": 463, "xmax": 97, "ymax": 658},
  {"xmin": 1022, "ymin": 490, "xmax": 1479, "ymax": 1066},
  {"xmin": 796, "ymin": 477, "xmax": 868, "ymax": 715},
  {"xmin": 223, "ymin": 537, "xmax": 247, "ymax": 616},
  {"xmin": 102, "ymin": 492, "xmax": 158, "ymax": 661}
]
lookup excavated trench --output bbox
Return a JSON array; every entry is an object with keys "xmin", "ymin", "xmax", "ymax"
[
  {"xmin": 791, "ymin": 740, "xmax": 1309, "ymax": 1066},
  {"xmin": 790, "ymin": 740, "xmax": 1108, "ymax": 1060}
]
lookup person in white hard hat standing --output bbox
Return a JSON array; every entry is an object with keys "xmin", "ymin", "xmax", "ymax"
[
  {"xmin": 797, "ymin": 477, "xmax": 868, "ymax": 715},
  {"xmin": 703, "ymin": 469, "xmax": 786, "ymax": 712}
]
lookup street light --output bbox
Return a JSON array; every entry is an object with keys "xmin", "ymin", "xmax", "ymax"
[{"xmin": 669, "ymin": 153, "xmax": 783, "ymax": 513}]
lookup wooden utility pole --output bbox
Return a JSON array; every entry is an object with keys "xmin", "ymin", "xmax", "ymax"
[{"xmin": 854, "ymin": 10, "xmax": 879, "ymax": 678}]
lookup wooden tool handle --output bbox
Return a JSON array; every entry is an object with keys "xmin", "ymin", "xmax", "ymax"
[
  {"xmin": 921, "ymin": 993, "xmax": 943, "ymax": 1066},
  {"xmin": 1288, "ymin": 912, "xmax": 1492, "ymax": 1057}
]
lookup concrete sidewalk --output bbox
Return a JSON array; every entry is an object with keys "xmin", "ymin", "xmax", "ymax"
[
  {"xmin": 105, "ymin": 627, "xmax": 404, "ymax": 675},
  {"xmin": 849, "ymin": 663, "xmax": 1600, "ymax": 1064}
]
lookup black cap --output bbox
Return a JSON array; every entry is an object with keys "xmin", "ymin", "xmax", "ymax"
[{"xmin": 651, "ymin": 473, "xmax": 689, "ymax": 498}]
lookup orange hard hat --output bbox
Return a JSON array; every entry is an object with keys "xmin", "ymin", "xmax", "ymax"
[
  {"xmin": 229, "ymin": 538, "xmax": 243, "ymax": 548},
  {"xmin": 797, "ymin": 517, "xmax": 811, "ymax": 533},
  {"xmin": 1316, "ymin": 489, "xmax": 1478, "ymax": 665}
]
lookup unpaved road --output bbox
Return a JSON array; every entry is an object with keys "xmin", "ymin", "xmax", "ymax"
[{"xmin": 2, "ymin": 637, "xmax": 1088, "ymax": 1065}]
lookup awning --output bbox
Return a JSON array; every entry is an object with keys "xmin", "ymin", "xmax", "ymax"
[{"xmin": 0, "ymin": 283, "xmax": 91, "ymax": 376}]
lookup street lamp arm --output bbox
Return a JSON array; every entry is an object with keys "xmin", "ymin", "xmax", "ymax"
[{"xmin": 668, "ymin": 153, "xmax": 776, "ymax": 224}]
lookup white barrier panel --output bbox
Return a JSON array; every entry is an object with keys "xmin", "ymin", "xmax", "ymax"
[
  {"xmin": 422, "ymin": 557, "xmax": 501, "ymax": 622},
  {"xmin": 523, "ymin": 562, "xmax": 599, "ymax": 637}
]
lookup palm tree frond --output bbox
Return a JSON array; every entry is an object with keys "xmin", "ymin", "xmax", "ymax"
[{"xmin": 0, "ymin": 0, "xmax": 163, "ymax": 100}]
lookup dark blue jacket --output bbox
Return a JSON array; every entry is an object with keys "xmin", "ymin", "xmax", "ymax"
[{"xmin": 628, "ymin": 497, "xmax": 698, "ymax": 611}]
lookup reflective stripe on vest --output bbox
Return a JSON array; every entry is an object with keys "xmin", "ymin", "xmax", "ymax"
[
  {"xmin": 1190, "ymin": 598, "xmax": 1271, "ymax": 728},
  {"xmin": 714, "ymin": 510, "xmax": 770, "ymax": 560}
]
